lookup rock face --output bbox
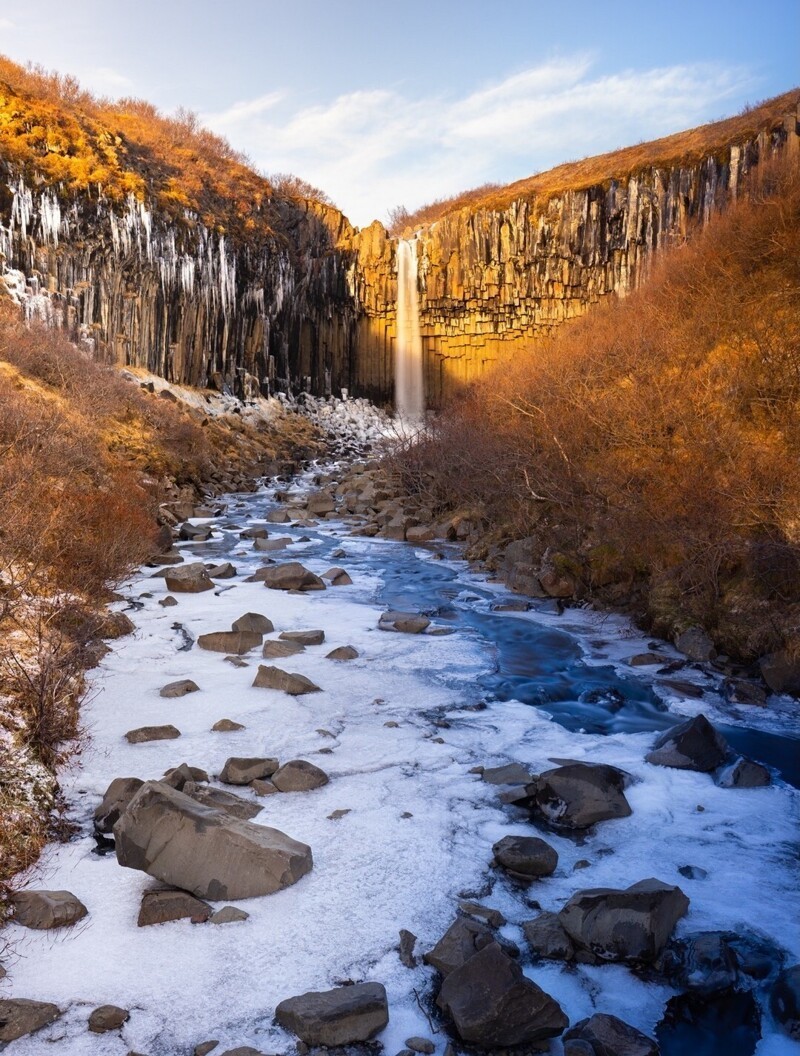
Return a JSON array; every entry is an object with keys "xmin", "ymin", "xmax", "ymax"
[
  {"xmin": 436, "ymin": 943, "xmax": 567, "ymax": 1048},
  {"xmin": 0, "ymin": 999, "xmax": 61, "ymax": 1044},
  {"xmin": 563, "ymin": 1013, "xmax": 658, "ymax": 1056},
  {"xmin": 558, "ymin": 879, "xmax": 689, "ymax": 965},
  {"xmin": 646, "ymin": 715, "xmax": 728, "ymax": 771},
  {"xmin": 520, "ymin": 762, "xmax": 632, "ymax": 829},
  {"xmin": 12, "ymin": 890, "xmax": 88, "ymax": 930},
  {"xmin": 114, "ymin": 780, "xmax": 313, "ymax": 899},
  {"xmin": 275, "ymin": 983, "xmax": 389, "ymax": 1045}
]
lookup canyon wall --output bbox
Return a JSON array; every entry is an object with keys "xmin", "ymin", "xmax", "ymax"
[{"xmin": 1, "ymin": 101, "xmax": 798, "ymax": 406}]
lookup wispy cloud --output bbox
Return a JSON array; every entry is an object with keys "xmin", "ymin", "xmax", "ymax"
[{"xmin": 203, "ymin": 56, "xmax": 756, "ymax": 227}]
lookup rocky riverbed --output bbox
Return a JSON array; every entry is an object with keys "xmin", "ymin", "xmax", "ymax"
[{"xmin": 1, "ymin": 462, "xmax": 799, "ymax": 1055}]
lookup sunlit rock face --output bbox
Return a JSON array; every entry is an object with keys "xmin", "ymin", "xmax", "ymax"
[{"xmin": 2, "ymin": 105, "xmax": 797, "ymax": 408}]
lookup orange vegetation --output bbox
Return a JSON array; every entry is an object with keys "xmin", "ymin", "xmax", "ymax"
[{"xmin": 399, "ymin": 157, "xmax": 800, "ymax": 660}]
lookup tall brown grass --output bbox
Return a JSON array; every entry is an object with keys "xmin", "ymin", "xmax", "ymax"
[{"xmin": 400, "ymin": 158, "xmax": 800, "ymax": 659}]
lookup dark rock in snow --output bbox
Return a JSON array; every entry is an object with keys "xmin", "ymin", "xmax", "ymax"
[
  {"xmin": 232, "ymin": 612, "xmax": 274, "ymax": 635},
  {"xmin": 137, "ymin": 888, "xmax": 211, "ymax": 926},
  {"xmin": 88, "ymin": 1005, "xmax": 129, "ymax": 1033},
  {"xmin": 260, "ymin": 562, "xmax": 326, "ymax": 591},
  {"xmin": 94, "ymin": 777, "xmax": 144, "ymax": 833},
  {"xmin": 492, "ymin": 835, "xmax": 558, "ymax": 879},
  {"xmin": 563, "ymin": 1013, "xmax": 658, "ymax": 1056},
  {"xmin": 717, "ymin": 757, "xmax": 771, "ymax": 788},
  {"xmin": 520, "ymin": 762, "xmax": 632, "ymax": 830},
  {"xmin": 252, "ymin": 665, "xmax": 321, "ymax": 695},
  {"xmin": 272, "ymin": 760, "xmax": 329, "ymax": 792},
  {"xmin": 197, "ymin": 631, "xmax": 262, "ymax": 654},
  {"xmin": 125, "ymin": 724, "xmax": 181, "ymax": 744},
  {"xmin": 523, "ymin": 912, "xmax": 576, "ymax": 962},
  {"xmin": 12, "ymin": 890, "xmax": 88, "ymax": 930},
  {"xmin": 0, "ymin": 999, "xmax": 62, "ymax": 1044},
  {"xmin": 645, "ymin": 714, "xmax": 728, "ymax": 772},
  {"xmin": 219, "ymin": 757, "xmax": 279, "ymax": 785},
  {"xmin": 275, "ymin": 982, "xmax": 389, "ymax": 1046},
  {"xmin": 160, "ymin": 679, "xmax": 200, "ymax": 698}
]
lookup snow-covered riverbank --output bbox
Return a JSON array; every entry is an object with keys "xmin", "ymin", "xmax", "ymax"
[{"xmin": 3, "ymin": 472, "xmax": 799, "ymax": 1055}]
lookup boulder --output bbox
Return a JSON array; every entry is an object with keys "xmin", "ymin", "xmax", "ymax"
[
  {"xmin": 0, "ymin": 999, "xmax": 61, "ymax": 1044},
  {"xmin": 406, "ymin": 1037, "xmax": 435, "ymax": 1053},
  {"xmin": 266, "ymin": 509, "xmax": 291, "ymax": 523},
  {"xmin": 771, "ymin": 964, "xmax": 800, "ymax": 1039},
  {"xmin": 210, "ymin": 906, "xmax": 249, "ymax": 924},
  {"xmin": 212, "ymin": 718, "xmax": 245, "ymax": 732},
  {"xmin": 179, "ymin": 522, "xmax": 213, "ymax": 541},
  {"xmin": 279, "ymin": 629, "xmax": 325, "ymax": 646},
  {"xmin": 306, "ymin": 492, "xmax": 336, "ymax": 515},
  {"xmin": 538, "ymin": 549, "xmax": 579, "ymax": 599},
  {"xmin": 275, "ymin": 982, "xmax": 388, "ymax": 1046},
  {"xmin": 759, "ymin": 650, "xmax": 800, "ymax": 695},
  {"xmin": 645, "ymin": 715, "xmax": 728, "ymax": 772},
  {"xmin": 197, "ymin": 631, "xmax": 262, "ymax": 654},
  {"xmin": 521, "ymin": 762, "xmax": 632, "ymax": 830},
  {"xmin": 627, "ymin": 653, "xmax": 665, "ymax": 667},
  {"xmin": 251, "ymin": 779, "xmax": 279, "ymax": 796},
  {"xmin": 424, "ymin": 916, "xmax": 497, "ymax": 976},
  {"xmin": 125, "ymin": 724, "xmax": 181, "ymax": 744},
  {"xmin": 94, "ymin": 777, "xmax": 144, "ymax": 833},
  {"xmin": 240, "ymin": 526, "xmax": 269, "ymax": 539},
  {"xmin": 165, "ymin": 563, "xmax": 214, "ymax": 593},
  {"xmin": 252, "ymin": 665, "xmax": 321, "ymax": 695},
  {"xmin": 481, "ymin": 763, "xmax": 533, "ymax": 785},
  {"xmin": 260, "ymin": 562, "xmax": 326, "ymax": 591},
  {"xmin": 12, "ymin": 890, "xmax": 88, "ymax": 930},
  {"xmin": 378, "ymin": 611, "xmax": 430, "ymax": 634},
  {"xmin": 208, "ymin": 562, "xmax": 236, "ymax": 579},
  {"xmin": 717, "ymin": 756, "xmax": 771, "ymax": 788},
  {"xmin": 458, "ymin": 901, "xmax": 506, "ymax": 928},
  {"xmin": 322, "ymin": 567, "xmax": 353, "ymax": 586},
  {"xmin": 187, "ymin": 786, "xmax": 262, "ymax": 820},
  {"xmin": 659, "ymin": 931, "xmax": 739, "ymax": 994},
  {"xmin": 436, "ymin": 943, "xmax": 567, "ymax": 1048},
  {"xmin": 675, "ymin": 626, "xmax": 716, "ymax": 662},
  {"xmin": 137, "ymin": 888, "xmax": 211, "ymax": 926},
  {"xmin": 254, "ymin": 536, "xmax": 292, "ymax": 552},
  {"xmin": 272, "ymin": 760, "xmax": 329, "ymax": 792},
  {"xmin": 232, "ymin": 613, "xmax": 274, "ymax": 635},
  {"xmin": 723, "ymin": 679, "xmax": 767, "ymax": 707},
  {"xmin": 114, "ymin": 781, "xmax": 313, "ymax": 899},
  {"xmin": 163, "ymin": 763, "xmax": 209, "ymax": 788},
  {"xmin": 326, "ymin": 645, "xmax": 359, "ymax": 660},
  {"xmin": 523, "ymin": 912, "xmax": 576, "ymax": 962},
  {"xmin": 88, "ymin": 1005, "xmax": 129, "ymax": 1033},
  {"xmin": 492, "ymin": 835, "xmax": 558, "ymax": 879},
  {"xmin": 262, "ymin": 639, "xmax": 305, "ymax": 659},
  {"xmin": 159, "ymin": 679, "xmax": 200, "ymax": 698},
  {"xmin": 558, "ymin": 878, "xmax": 689, "ymax": 964},
  {"xmin": 563, "ymin": 1013, "xmax": 658, "ymax": 1056},
  {"xmin": 219, "ymin": 757, "xmax": 279, "ymax": 785}
]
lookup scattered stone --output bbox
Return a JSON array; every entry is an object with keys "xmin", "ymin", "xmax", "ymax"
[
  {"xmin": 208, "ymin": 562, "xmax": 236, "ymax": 579},
  {"xmin": 379, "ymin": 611, "xmax": 430, "ymax": 634},
  {"xmin": 266, "ymin": 509, "xmax": 291, "ymax": 523},
  {"xmin": 660, "ymin": 679, "xmax": 704, "ymax": 699},
  {"xmin": 159, "ymin": 595, "xmax": 179, "ymax": 607},
  {"xmin": 492, "ymin": 835, "xmax": 558, "ymax": 879},
  {"xmin": 771, "ymin": 964, "xmax": 800, "ymax": 1039},
  {"xmin": 187, "ymin": 786, "xmax": 263, "ymax": 820},
  {"xmin": 436, "ymin": 943, "xmax": 567, "ymax": 1048},
  {"xmin": 160, "ymin": 679, "xmax": 200, "ymax": 698},
  {"xmin": 232, "ymin": 613, "xmax": 274, "ymax": 635},
  {"xmin": 180, "ymin": 522, "xmax": 213, "ymax": 541},
  {"xmin": 260, "ymin": 562, "xmax": 326, "ymax": 591},
  {"xmin": 163, "ymin": 763, "xmax": 209, "ymax": 788},
  {"xmin": 212, "ymin": 718, "xmax": 245, "ymax": 732},
  {"xmin": 675, "ymin": 626, "xmax": 716, "ymax": 662},
  {"xmin": 405, "ymin": 1038, "xmax": 434, "ymax": 1053},
  {"xmin": 559, "ymin": 878, "xmax": 689, "ymax": 964},
  {"xmin": 95, "ymin": 777, "xmax": 144, "ymax": 833},
  {"xmin": 165, "ymin": 563, "xmax": 214, "ymax": 593},
  {"xmin": 220, "ymin": 757, "xmax": 279, "ymax": 785},
  {"xmin": 272, "ymin": 760, "xmax": 329, "ymax": 792},
  {"xmin": 88, "ymin": 1005, "xmax": 130, "ymax": 1033},
  {"xmin": 125, "ymin": 724, "xmax": 181, "ymax": 744},
  {"xmin": 678, "ymin": 865, "xmax": 708, "ymax": 880},
  {"xmin": 240, "ymin": 526, "xmax": 269, "ymax": 539},
  {"xmin": 645, "ymin": 714, "xmax": 728, "ymax": 772},
  {"xmin": 263, "ymin": 640, "xmax": 305, "ymax": 661},
  {"xmin": 520, "ymin": 762, "xmax": 632, "ymax": 830},
  {"xmin": 424, "ymin": 916, "xmax": 497, "ymax": 976},
  {"xmin": 275, "ymin": 982, "xmax": 389, "ymax": 1046},
  {"xmin": 12, "ymin": 890, "xmax": 88, "ymax": 930},
  {"xmin": 115, "ymin": 781, "xmax": 313, "ymax": 899},
  {"xmin": 279, "ymin": 629, "xmax": 325, "ymax": 646},
  {"xmin": 251, "ymin": 779, "xmax": 279, "ymax": 796},
  {"xmin": 626, "ymin": 653, "xmax": 665, "ymax": 666},
  {"xmin": 724, "ymin": 679, "xmax": 768, "ymax": 707},
  {"xmin": 137, "ymin": 888, "xmax": 211, "ymax": 926},
  {"xmin": 399, "ymin": 928, "xmax": 417, "ymax": 968},
  {"xmin": 0, "ymin": 999, "xmax": 61, "ymax": 1044},
  {"xmin": 332, "ymin": 548, "xmax": 346, "ymax": 559},
  {"xmin": 523, "ymin": 912, "xmax": 576, "ymax": 962},
  {"xmin": 563, "ymin": 1013, "xmax": 658, "ymax": 1056},
  {"xmin": 254, "ymin": 536, "xmax": 292, "ymax": 552},
  {"xmin": 253, "ymin": 665, "xmax": 321, "ymax": 695},
  {"xmin": 759, "ymin": 650, "xmax": 800, "ymax": 695},
  {"xmin": 210, "ymin": 906, "xmax": 249, "ymax": 924},
  {"xmin": 195, "ymin": 1043, "xmax": 220, "ymax": 1056},
  {"xmin": 306, "ymin": 492, "xmax": 336, "ymax": 515},
  {"xmin": 197, "ymin": 631, "xmax": 262, "ymax": 654},
  {"xmin": 224, "ymin": 655, "xmax": 249, "ymax": 668},
  {"xmin": 328, "ymin": 808, "xmax": 351, "ymax": 821},
  {"xmin": 459, "ymin": 901, "xmax": 506, "ymax": 928},
  {"xmin": 326, "ymin": 645, "xmax": 359, "ymax": 660},
  {"xmin": 481, "ymin": 762, "xmax": 533, "ymax": 785},
  {"xmin": 717, "ymin": 756, "xmax": 771, "ymax": 788},
  {"xmin": 322, "ymin": 567, "xmax": 353, "ymax": 585}
]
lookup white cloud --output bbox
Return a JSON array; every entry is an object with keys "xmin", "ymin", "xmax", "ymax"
[
  {"xmin": 0, "ymin": 17, "xmax": 14, "ymax": 29},
  {"xmin": 202, "ymin": 56, "xmax": 756, "ymax": 228}
]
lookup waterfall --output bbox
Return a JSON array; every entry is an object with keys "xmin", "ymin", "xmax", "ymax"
[{"xmin": 395, "ymin": 238, "xmax": 424, "ymax": 422}]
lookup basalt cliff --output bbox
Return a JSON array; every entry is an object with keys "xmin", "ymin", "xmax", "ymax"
[{"xmin": 1, "ymin": 63, "xmax": 798, "ymax": 407}]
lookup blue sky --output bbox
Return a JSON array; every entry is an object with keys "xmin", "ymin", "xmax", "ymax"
[{"xmin": 0, "ymin": 0, "xmax": 797, "ymax": 226}]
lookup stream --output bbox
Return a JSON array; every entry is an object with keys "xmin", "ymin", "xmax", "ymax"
[{"xmin": 4, "ymin": 470, "xmax": 799, "ymax": 1056}]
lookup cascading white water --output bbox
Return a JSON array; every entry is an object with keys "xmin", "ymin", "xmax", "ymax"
[{"xmin": 395, "ymin": 238, "xmax": 425, "ymax": 422}]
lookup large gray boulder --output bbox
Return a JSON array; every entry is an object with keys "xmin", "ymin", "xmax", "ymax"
[
  {"xmin": 675, "ymin": 626, "xmax": 716, "ymax": 662},
  {"xmin": 12, "ymin": 890, "xmax": 87, "ymax": 930},
  {"xmin": 164, "ymin": 563, "xmax": 214, "ymax": 593},
  {"xmin": 232, "ymin": 613, "xmax": 274, "ymax": 635},
  {"xmin": 275, "ymin": 982, "xmax": 388, "ymax": 1045},
  {"xmin": 378, "ymin": 611, "xmax": 430, "ymax": 634},
  {"xmin": 523, "ymin": 912, "xmax": 576, "ymax": 962},
  {"xmin": 94, "ymin": 777, "xmax": 144, "ymax": 834},
  {"xmin": 260, "ymin": 562, "xmax": 326, "ymax": 592},
  {"xmin": 219, "ymin": 757, "xmax": 280, "ymax": 785},
  {"xmin": 521, "ymin": 762, "xmax": 632, "ymax": 830},
  {"xmin": 272, "ymin": 760, "xmax": 329, "ymax": 792},
  {"xmin": 436, "ymin": 943, "xmax": 567, "ymax": 1048},
  {"xmin": 137, "ymin": 888, "xmax": 211, "ymax": 926},
  {"xmin": 114, "ymin": 781, "xmax": 312, "ymax": 899},
  {"xmin": 424, "ymin": 917, "xmax": 497, "ymax": 977},
  {"xmin": 0, "ymin": 999, "xmax": 61, "ymax": 1044},
  {"xmin": 563, "ymin": 1013, "xmax": 658, "ymax": 1056},
  {"xmin": 558, "ymin": 878, "xmax": 689, "ymax": 965},
  {"xmin": 645, "ymin": 715, "xmax": 728, "ymax": 772},
  {"xmin": 492, "ymin": 835, "xmax": 558, "ymax": 879},
  {"xmin": 717, "ymin": 756, "xmax": 771, "ymax": 788},
  {"xmin": 252, "ymin": 665, "xmax": 321, "ymax": 695},
  {"xmin": 197, "ymin": 631, "xmax": 262, "ymax": 654}
]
